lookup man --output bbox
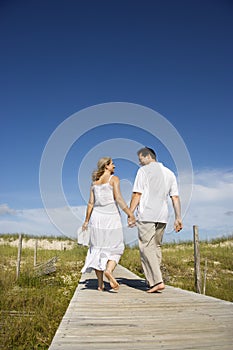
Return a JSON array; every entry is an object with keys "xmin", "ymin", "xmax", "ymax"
[{"xmin": 129, "ymin": 147, "xmax": 182, "ymax": 293}]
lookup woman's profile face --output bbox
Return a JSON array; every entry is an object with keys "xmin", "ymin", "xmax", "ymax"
[{"xmin": 106, "ymin": 160, "xmax": 115, "ymax": 174}]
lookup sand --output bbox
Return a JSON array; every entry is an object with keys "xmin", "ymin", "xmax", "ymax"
[{"xmin": 0, "ymin": 237, "xmax": 76, "ymax": 250}]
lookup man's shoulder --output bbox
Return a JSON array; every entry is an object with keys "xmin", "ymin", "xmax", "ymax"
[
  {"xmin": 136, "ymin": 166, "xmax": 145, "ymax": 175},
  {"xmin": 159, "ymin": 163, "xmax": 175, "ymax": 174},
  {"xmin": 158, "ymin": 163, "xmax": 177, "ymax": 182}
]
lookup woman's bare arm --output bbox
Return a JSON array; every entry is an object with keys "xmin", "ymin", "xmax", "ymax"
[
  {"xmin": 111, "ymin": 176, "xmax": 135, "ymax": 224},
  {"xmin": 82, "ymin": 187, "xmax": 94, "ymax": 230}
]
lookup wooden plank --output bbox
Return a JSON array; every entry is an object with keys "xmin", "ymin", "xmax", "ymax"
[
  {"xmin": 49, "ymin": 265, "xmax": 233, "ymax": 350},
  {"xmin": 34, "ymin": 256, "xmax": 58, "ymax": 276}
]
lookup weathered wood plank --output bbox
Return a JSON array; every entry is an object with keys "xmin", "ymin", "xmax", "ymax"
[
  {"xmin": 49, "ymin": 265, "xmax": 233, "ymax": 350},
  {"xmin": 34, "ymin": 256, "xmax": 58, "ymax": 276}
]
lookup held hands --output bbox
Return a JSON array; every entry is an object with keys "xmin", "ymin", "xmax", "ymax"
[
  {"xmin": 128, "ymin": 213, "xmax": 136, "ymax": 228},
  {"xmin": 174, "ymin": 219, "xmax": 183, "ymax": 232}
]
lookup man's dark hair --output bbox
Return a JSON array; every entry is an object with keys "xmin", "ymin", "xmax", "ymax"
[{"xmin": 137, "ymin": 147, "xmax": 157, "ymax": 160}]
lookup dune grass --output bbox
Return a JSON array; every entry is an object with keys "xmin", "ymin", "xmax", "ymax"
[
  {"xmin": 0, "ymin": 234, "xmax": 232, "ymax": 349},
  {"xmin": 120, "ymin": 237, "xmax": 233, "ymax": 302},
  {"xmin": 0, "ymin": 240, "xmax": 87, "ymax": 349}
]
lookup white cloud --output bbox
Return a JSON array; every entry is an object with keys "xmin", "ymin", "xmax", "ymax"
[
  {"xmin": 0, "ymin": 204, "xmax": 16, "ymax": 216},
  {"xmin": 0, "ymin": 168, "xmax": 232, "ymax": 243},
  {"xmin": 191, "ymin": 172, "xmax": 233, "ymax": 203},
  {"xmin": 0, "ymin": 204, "xmax": 138, "ymax": 244},
  {"xmin": 180, "ymin": 168, "xmax": 233, "ymax": 241},
  {"xmin": 0, "ymin": 206, "xmax": 85, "ymax": 238}
]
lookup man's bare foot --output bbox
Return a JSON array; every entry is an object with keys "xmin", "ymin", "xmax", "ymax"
[
  {"xmin": 104, "ymin": 270, "xmax": 119, "ymax": 290},
  {"xmin": 147, "ymin": 282, "xmax": 165, "ymax": 293}
]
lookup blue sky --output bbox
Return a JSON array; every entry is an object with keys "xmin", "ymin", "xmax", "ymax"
[{"xmin": 0, "ymin": 0, "xmax": 233, "ymax": 243}]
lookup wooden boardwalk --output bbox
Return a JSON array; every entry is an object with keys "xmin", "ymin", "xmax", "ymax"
[{"xmin": 49, "ymin": 265, "xmax": 233, "ymax": 349}]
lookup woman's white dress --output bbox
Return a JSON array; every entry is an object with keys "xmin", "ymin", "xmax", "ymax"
[{"xmin": 81, "ymin": 177, "xmax": 124, "ymax": 273}]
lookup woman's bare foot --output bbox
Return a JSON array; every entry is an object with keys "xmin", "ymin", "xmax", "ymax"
[
  {"xmin": 147, "ymin": 282, "xmax": 165, "ymax": 293},
  {"xmin": 97, "ymin": 283, "xmax": 105, "ymax": 291},
  {"xmin": 104, "ymin": 270, "xmax": 119, "ymax": 290}
]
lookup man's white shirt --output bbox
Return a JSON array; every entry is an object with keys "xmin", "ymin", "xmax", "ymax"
[{"xmin": 132, "ymin": 162, "xmax": 179, "ymax": 223}]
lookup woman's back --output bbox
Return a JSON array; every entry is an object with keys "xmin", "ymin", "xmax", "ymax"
[{"xmin": 92, "ymin": 175, "xmax": 115, "ymax": 207}]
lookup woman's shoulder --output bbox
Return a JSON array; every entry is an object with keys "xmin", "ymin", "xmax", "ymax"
[
  {"xmin": 92, "ymin": 174, "xmax": 117, "ymax": 186},
  {"xmin": 109, "ymin": 175, "xmax": 120, "ymax": 184}
]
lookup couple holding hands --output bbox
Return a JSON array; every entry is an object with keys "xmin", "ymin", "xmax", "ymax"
[{"xmin": 81, "ymin": 147, "xmax": 182, "ymax": 293}]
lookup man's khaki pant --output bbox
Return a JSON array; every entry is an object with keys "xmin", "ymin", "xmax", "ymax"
[{"xmin": 137, "ymin": 221, "xmax": 166, "ymax": 287}]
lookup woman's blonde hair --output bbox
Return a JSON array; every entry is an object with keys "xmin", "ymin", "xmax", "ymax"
[{"xmin": 92, "ymin": 157, "xmax": 112, "ymax": 181}]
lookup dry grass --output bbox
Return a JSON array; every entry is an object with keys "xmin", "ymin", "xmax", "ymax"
[
  {"xmin": 0, "ymin": 237, "xmax": 87, "ymax": 349},
  {"xmin": 120, "ymin": 236, "xmax": 233, "ymax": 302},
  {"xmin": 0, "ymin": 233, "xmax": 232, "ymax": 349}
]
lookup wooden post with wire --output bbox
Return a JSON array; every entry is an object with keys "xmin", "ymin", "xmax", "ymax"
[
  {"xmin": 16, "ymin": 233, "xmax": 22, "ymax": 280},
  {"xmin": 193, "ymin": 225, "xmax": 202, "ymax": 293}
]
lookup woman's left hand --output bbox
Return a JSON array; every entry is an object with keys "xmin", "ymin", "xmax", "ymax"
[{"xmin": 82, "ymin": 222, "xmax": 88, "ymax": 231}]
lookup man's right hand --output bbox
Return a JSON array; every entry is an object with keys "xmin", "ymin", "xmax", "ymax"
[{"xmin": 128, "ymin": 214, "xmax": 136, "ymax": 228}]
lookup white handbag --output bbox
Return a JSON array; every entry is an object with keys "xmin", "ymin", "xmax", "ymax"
[{"xmin": 77, "ymin": 226, "xmax": 90, "ymax": 246}]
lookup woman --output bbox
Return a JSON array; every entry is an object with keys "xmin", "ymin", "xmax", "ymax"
[{"xmin": 81, "ymin": 157, "xmax": 135, "ymax": 291}]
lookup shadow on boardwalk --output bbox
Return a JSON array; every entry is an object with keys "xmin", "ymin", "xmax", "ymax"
[
  {"xmin": 80, "ymin": 276, "xmax": 148, "ymax": 292},
  {"xmin": 49, "ymin": 264, "xmax": 233, "ymax": 350}
]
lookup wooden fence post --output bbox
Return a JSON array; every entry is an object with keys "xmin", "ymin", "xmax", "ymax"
[
  {"xmin": 203, "ymin": 257, "xmax": 208, "ymax": 295},
  {"xmin": 16, "ymin": 233, "xmax": 22, "ymax": 280},
  {"xmin": 34, "ymin": 239, "xmax": 38, "ymax": 267},
  {"xmin": 193, "ymin": 225, "xmax": 202, "ymax": 293}
]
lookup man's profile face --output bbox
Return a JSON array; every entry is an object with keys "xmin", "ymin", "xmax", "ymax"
[{"xmin": 138, "ymin": 153, "xmax": 150, "ymax": 166}]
